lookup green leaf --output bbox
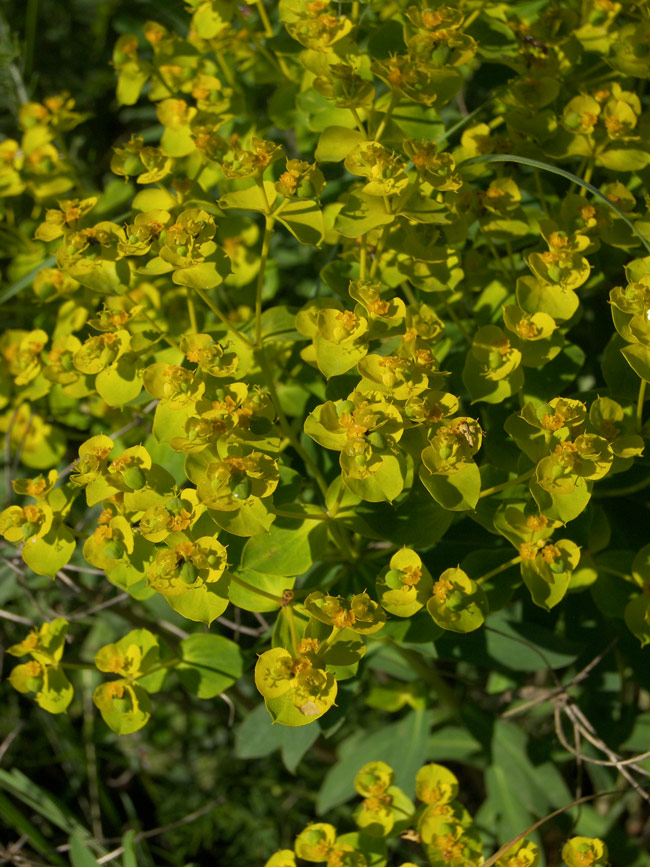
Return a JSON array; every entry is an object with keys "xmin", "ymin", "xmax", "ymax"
[
  {"xmin": 241, "ymin": 512, "xmax": 328, "ymax": 576},
  {"xmin": 277, "ymin": 199, "xmax": 325, "ymax": 246},
  {"xmin": 315, "ymin": 127, "xmax": 366, "ymax": 163},
  {"xmin": 621, "ymin": 343, "xmax": 650, "ymax": 383},
  {"xmin": 317, "ymin": 710, "xmax": 434, "ymax": 813},
  {"xmin": 177, "ymin": 633, "xmax": 245, "ymax": 697},
  {"xmin": 229, "ymin": 568, "xmax": 295, "ymax": 612},
  {"xmin": 121, "ymin": 829, "xmax": 138, "ymax": 867},
  {"xmin": 172, "ymin": 249, "xmax": 231, "ymax": 289},
  {"xmin": 0, "ymin": 255, "xmax": 56, "ymax": 304},
  {"xmin": 420, "ymin": 460, "xmax": 481, "ymax": 512},
  {"xmin": 69, "ymin": 832, "xmax": 100, "ymax": 867},
  {"xmin": 165, "ymin": 580, "xmax": 230, "ymax": 625},
  {"xmin": 22, "ymin": 527, "xmax": 75, "ymax": 577},
  {"xmin": 219, "ymin": 182, "xmax": 277, "ymax": 213},
  {"xmin": 485, "ymin": 764, "xmax": 532, "ymax": 849},
  {"xmin": 458, "ymin": 153, "xmax": 650, "ymax": 254},
  {"xmin": 334, "ymin": 192, "xmax": 394, "ymax": 237}
]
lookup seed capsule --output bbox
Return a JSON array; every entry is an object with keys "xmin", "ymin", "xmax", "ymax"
[{"xmin": 123, "ymin": 466, "xmax": 147, "ymax": 490}]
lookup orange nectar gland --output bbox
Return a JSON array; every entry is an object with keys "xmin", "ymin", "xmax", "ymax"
[
  {"xmin": 541, "ymin": 409, "xmax": 566, "ymax": 431},
  {"xmin": 540, "ymin": 543, "xmax": 562, "ymax": 564},
  {"xmin": 525, "ymin": 513, "xmax": 549, "ymax": 531},
  {"xmin": 25, "ymin": 478, "xmax": 47, "ymax": 497},
  {"xmin": 438, "ymin": 834, "xmax": 464, "ymax": 863},
  {"xmin": 401, "ymin": 565, "xmax": 422, "ymax": 586},
  {"xmin": 105, "ymin": 682, "xmax": 126, "ymax": 701},
  {"xmin": 333, "ymin": 310, "xmax": 359, "ymax": 340},
  {"xmin": 22, "ymin": 631, "xmax": 39, "ymax": 652},
  {"xmin": 105, "ymin": 651, "xmax": 125, "ymax": 674},
  {"xmin": 296, "ymin": 637, "xmax": 320, "ymax": 655},
  {"xmin": 340, "ymin": 412, "xmax": 368, "ymax": 440},
  {"xmin": 175, "ymin": 541, "xmax": 195, "ymax": 560},
  {"xmin": 516, "ymin": 318, "xmax": 540, "ymax": 340},
  {"xmin": 519, "ymin": 540, "xmax": 543, "ymax": 560},
  {"xmin": 332, "ymin": 607, "xmax": 356, "ymax": 628},
  {"xmin": 22, "ymin": 505, "xmax": 42, "ymax": 524},
  {"xmin": 433, "ymin": 577, "xmax": 453, "ymax": 601},
  {"xmin": 24, "ymin": 660, "xmax": 42, "ymax": 678}
]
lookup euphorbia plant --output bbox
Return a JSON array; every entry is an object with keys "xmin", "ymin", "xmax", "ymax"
[{"xmin": 2, "ymin": 0, "xmax": 650, "ymax": 859}]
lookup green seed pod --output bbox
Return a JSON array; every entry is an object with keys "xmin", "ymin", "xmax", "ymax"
[
  {"xmin": 21, "ymin": 522, "xmax": 39, "ymax": 541},
  {"xmin": 206, "ymin": 553, "xmax": 222, "ymax": 567},
  {"xmin": 438, "ymin": 445, "xmax": 452, "ymax": 461},
  {"xmin": 60, "ymin": 353, "xmax": 75, "ymax": 372},
  {"xmin": 337, "ymin": 400, "xmax": 355, "ymax": 416},
  {"xmin": 179, "ymin": 561, "xmax": 197, "ymax": 584},
  {"xmin": 232, "ymin": 476, "xmax": 252, "ymax": 500},
  {"xmin": 487, "ymin": 350, "xmax": 502, "ymax": 370},
  {"xmin": 446, "ymin": 590, "xmax": 467, "ymax": 612},
  {"xmin": 367, "ymin": 431, "xmax": 387, "ymax": 450},
  {"xmin": 123, "ymin": 154, "xmax": 145, "ymax": 176},
  {"xmin": 104, "ymin": 540, "xmax": 126, "ymax": 560},
  {"xmin": 123, "ymin": 466, "xmax": 147, "ymax": 490},
  {"xmin": 26, "ymin": 674, "xmax": 44, "ymax": 693},
  {"xmin": 166, "ymin": 497, "xmax": 185, "ymax": 515}
]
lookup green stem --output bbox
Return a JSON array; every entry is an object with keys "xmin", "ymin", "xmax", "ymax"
[
  {"xmin": 140, "ymin": 308, "xmax": 182, "ymax": 352},
  {"xmin": 359, "ymin": 236, "xmax": 367, "ymax": 280},
  {"xmin": 255, "ymin": 217, "xmax": 274, "ymax": 347},
  {"xmin": 258, "ymin": 347, "xmax": 329, "ymax": 500},
  {"xmin": 350, "ymin": 108, "xmax": 368, "ymax": 139},
  {"xmin": 637, "ymin": 379, "xmax": 647, "ymax": 434},
  {"xmin": 443, "ymin": 295, "xmax": 472, "ymax": 344},
  {"xmin": 479, "ymin": 469, "xmax": 534, "ymax": 499},
  {"xmin": 369, "ymin": 225, "xmax": 389, "ymax": 278},
  {"xmin": 534, "ymin": 168, "xmax": 549, "ymax": 217},
  {"xmin": 255, "ymin": 0, "xmax": 273, "ymax": 36},
  {"xmin": 329, "ymin": 522, "xmax": 358, "ymax": 562},
  {"xmin": 24, "ymin": 0, "xmax": 39, "ymax": 80},
  {"xmin": 385, "ymin": 640, "xmax": 461, "ymax": 719},
  {"xmin": 315, "ymin": 626, "xmax": 342, "ymax": 660},
  {"xmin": 485, "ymin": 234, "xmax": 512, "ymax": 279},
  {"xmin": 229, "ymin": 573, "xmax": 284, "ymax": 604},
  {"xmin": 595, "ymin": 474, "xmax": 650, "ymax": 498},
  {"xmin": 192, "ymin": 287, "xmax": 254, "ymax": 348},
  {"xmin": 272, "ymin": 507, "xmax": 329, "ymax": 521},
  {"xmin": 186, "ymin": 288, "xmax": 198, "ymax": 333},
  {"xmin": 477, "ymin": 556, "xmax": 522, "ymax": 585},
  {"xmin": 285, "ymin": 605, "xmax": 299, "ymax": 654},
  {"xmin": 373, "ymin": 91, "xmax": 399, "ymax": 142}
]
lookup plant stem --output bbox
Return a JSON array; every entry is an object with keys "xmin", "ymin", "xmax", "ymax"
[
  {"xmin": 285, "ymin": 605, "xmax": 299, "ymax": 654},
  {"xmin": 255, "ymin": 217, "xmax": 274, "ymax": 347},
  {"xmin": 359, "ymin": 236, "xmax": 367, "ymax": 280},
  {"xmin": 272, "ymin": 507, "xmax": 329, "ymax": 521},
  {"xmin": 255, "ymin": 0, "xmax": 273, "ymax": 37},
  {"xmin": 229, "ymin": 573, "xmax": 284, "ymax": 604},
  {"xmin": 637, "ymin": 378, "xmax": 647, "ymax": 433},
  {"xmin": 479, "ymin": 468, "xmax": 534, "ymax": 499},
  {"xmin": 139, "ymin": 308, "xmax": 182, "ymax": 352},
  {"xmin": 477, "ymin": 556, "xmax": 522, "ymax": 585},
  {"xmin": 315, "ymin": 626, "xmax": 342, "ymax": 660},
  {"xmin": 350, "ymin": 108, "xmax": 368, "ymax": 139},
  {"xmin": 192, "ymin": 287, "xmax": 254, "ymax": 348},
  {"xmin": 373, "ymin": 91, "xmax": 399, "ymax": 142},
  {"xmin": 595, "ymin": 474, "xmax": 650, "ymax": 498},
  {"xmin": 257, "ymin": 347, "xmax": 329, "ymax": 500},
  {"xmin": 186, "ymin": 288, "xmax": 198, "ymax": 333},
  {"xmin": 369, "ymin": 225, "xmax": 389, "ymax": 278}
]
